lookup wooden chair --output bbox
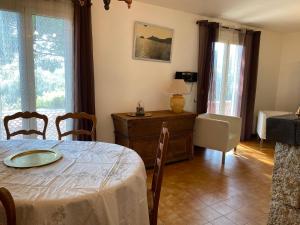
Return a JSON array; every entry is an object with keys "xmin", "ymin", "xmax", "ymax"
[
  {"xmin": 55, "ymin": 112, "xmax": 97, "ymax": 141},
  {"xmin": 148, "ymin": 122, "xmax": 169, "ymax": 225},
  {"xmin": 0, "ymin": 187, "xmax": 16, "ymax": 225},
  {"xmin": 3, "ymin": 111, "xmax": 48, "ymax": 140}
]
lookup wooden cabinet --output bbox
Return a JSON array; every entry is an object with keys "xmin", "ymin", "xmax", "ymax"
[{"xmin": 111, "ymin": 110, "xmax": 196, "ymax": 167}]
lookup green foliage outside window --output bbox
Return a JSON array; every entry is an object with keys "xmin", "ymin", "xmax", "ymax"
[{"xmin": 0, "ymin": 11, "xmax": 67, "ymax": 111}]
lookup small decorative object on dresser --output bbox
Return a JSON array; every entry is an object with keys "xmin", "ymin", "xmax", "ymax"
[
  {"xmin": 111, "ymin": 110, "xmax": 196, "ymax": 167},
  {"xmin": 127, "ymin": 101, "xmax": 153, "ymax": 117},
  {"xmin": 136, "ymin": 100, "xmax": 145, "ymax": 116},
  {"xmin": 167, "ymin": 79, "xmax": 189, "ymax": 113}
]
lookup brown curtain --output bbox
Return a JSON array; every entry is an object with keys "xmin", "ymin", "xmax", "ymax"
[
  {"xmin": 73, "ymin": 0, "xmax": 95, "ymax": 141},
  {"xmin": 240, "ymin": 30, "xmax": 261, "ymax": 141},
  {"xmin": 196, "ymin": 20, "xmax": 219, "ymax": 114}
]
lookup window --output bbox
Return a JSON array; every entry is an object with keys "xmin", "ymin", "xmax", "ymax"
[
  {"xmin": 0, "ymin": 0, "xmax": 73, "ymax": 139},
  {"xmin": 208, "ymin": 28, "xmax": 244, "ymax": 116}
]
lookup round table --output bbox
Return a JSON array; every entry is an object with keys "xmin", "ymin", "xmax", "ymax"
[{"xmin": 0, "ymin": 140, "xmax": 149, "ymax": 225}]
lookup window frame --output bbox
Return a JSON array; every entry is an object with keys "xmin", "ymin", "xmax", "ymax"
[
  {"xmin": 211, "ymin": 40, "xmax": 244, "ymax": 116},
  {"xmin": 0, "ymin": 0, "xmax": 74, "ymax": 139}
]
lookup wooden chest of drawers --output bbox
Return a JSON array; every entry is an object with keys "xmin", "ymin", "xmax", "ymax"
[{"xmin": 111, "ymin": 110, "xmax": 196, "ymax": 167}]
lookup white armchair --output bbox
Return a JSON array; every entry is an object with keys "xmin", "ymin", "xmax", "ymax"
[{"xmin": 194, "ymin": 113, "xmax": 242, "ymax": 165}]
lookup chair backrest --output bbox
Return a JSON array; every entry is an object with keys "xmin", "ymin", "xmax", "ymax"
[
  {"xmin": 55, "ymin": 112, "xmax": 97, "ymax": 141},
  {"xmin": 150, "ymin": 122, "xmax": 169, "ymax": 225},
  {"xmin": 3, "ymin": 111, "xmax": 48, "ymax": 140},
  {"xmin": 0, "ymin": 187, "xmax": 16, "ymax": 225}
]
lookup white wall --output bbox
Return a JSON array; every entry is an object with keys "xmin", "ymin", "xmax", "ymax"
[
  {"xmin": 253, "ymin": 30, "xmax": 282, "ymax": 127},
  {"xmin": 92, "ymin": 1, "xmax": 199, "ymax": 142},
  {"xmin": 275, "ymin": 32, "xmax": 300, "ymax": 112},
  {"xmin": 92, "ymin": 1, "xmax": 286, "ymax": 142}
]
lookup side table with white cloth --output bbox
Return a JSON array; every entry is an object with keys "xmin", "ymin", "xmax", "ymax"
[
  {"xmin": 257, "ymin": 110, "xmax": 292, "ymax": 147},
  {"xmin": 0, "ymin": 140, "xmax": 149, "ymax": 225}
]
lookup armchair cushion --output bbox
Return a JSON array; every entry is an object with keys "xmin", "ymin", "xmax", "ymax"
[{"xmin": 194, "ymin": 113, "xmax": 242, "ymax": 152}]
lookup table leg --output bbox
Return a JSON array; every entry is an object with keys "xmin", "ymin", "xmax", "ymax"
[{"xmin": 222, "ymin": 152, "xmax": 226, "ymax": 165}]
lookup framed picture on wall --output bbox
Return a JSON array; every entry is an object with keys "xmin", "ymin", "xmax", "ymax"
[{"xmin": 133, "ymin": 21, "xmax": 174, "ymax": 63}]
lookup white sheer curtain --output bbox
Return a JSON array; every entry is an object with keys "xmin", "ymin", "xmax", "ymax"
[
  {"xmin": 0, "ymin": 0, "xmax": 74, "ymax": 139},
  {"xmin": 207, "ymin": 27, "xmax": 245, "ymax": 116}
]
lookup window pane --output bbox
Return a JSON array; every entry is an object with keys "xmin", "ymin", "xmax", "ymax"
[
  {"xmin": 33, "ymin": 15, "xmax": 73, "ymax": 139},
  {"xmin": 226, "ymin": 44, "xmax": 243, "ymax": 115},
  {"xmin": 0, "ymin": 10, "xmax": 22, "ymax": 139},
  {"xmin": 208, "ymin": 42, "xmax": 243, "ymax": 116},
  {"xmin": 209, "ymin": 42, "xmax": 225, "ymax": 114}
]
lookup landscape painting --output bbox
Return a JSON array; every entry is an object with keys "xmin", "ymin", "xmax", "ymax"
[{"xmin": 133, "ymin": 22, "xmax": 174, "ymax": 62}]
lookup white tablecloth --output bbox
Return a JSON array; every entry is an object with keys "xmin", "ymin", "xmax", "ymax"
[{"xmin": 0, "ymin": 140, "xmax": 149, "ymax": 225}]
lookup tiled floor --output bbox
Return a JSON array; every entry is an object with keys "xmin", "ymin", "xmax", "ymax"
[{"xmin": 147, "ymin": 141, "xmax": 275, "ymax": 225}]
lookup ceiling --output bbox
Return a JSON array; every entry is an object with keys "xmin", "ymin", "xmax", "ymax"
[{"xmin": 136, "ymin": 0, "xmax": 300, "ymax": 32}]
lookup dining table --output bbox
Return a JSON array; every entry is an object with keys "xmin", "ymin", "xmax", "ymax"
[{"xmin": 0, "ymin": 139, "xmax": 150, "ymax": 225}]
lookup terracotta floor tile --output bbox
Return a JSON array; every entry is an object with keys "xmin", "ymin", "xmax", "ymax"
[
  {"xmin": 147, "ymin": 141, "xmax": 275, "ymax": 225},
  {"xmin": 197, "ymin": 207, "xmax": 222, "ymax": 222},
  {"xmin": 237, "ymin": 206, "xmax": 268, "ymax": 221},
  {"xmin": 210, "ymin": 216, "xmax": 236, "ymax": 225},
  {"xmin": 200, "ymin": 193, "xmax": 228, "ymax": 206},
  {"xmin": 210, "ymin": 201, "xmax": 235, "ymax": 215},
  {"xmin": 225, "ymin": 211, "xmax": 252, "ymax": 225}
]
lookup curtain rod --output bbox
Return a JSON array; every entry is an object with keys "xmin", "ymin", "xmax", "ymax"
[
  {"xmin": 221, "ymin": 26, "xmax": 242, "ymax": 32},
  {"xmin": 196, "ymin": 21, "xmax": 242, "ymax": 32},
  {"xmin": 196, "ymin": 20, "xmax": 260, "ymax": 32}
]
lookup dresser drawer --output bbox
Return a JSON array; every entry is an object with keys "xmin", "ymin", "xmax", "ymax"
[{"xmin": 112, "ymin": 110, "xmax": 196, "ymax": 167}]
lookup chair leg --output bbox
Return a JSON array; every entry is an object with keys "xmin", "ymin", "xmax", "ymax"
[
  {"xmin": 260, "ymin": 139, "xmax": 264, "ymax": 148},
  {"xmin": 234, "ymin": 147, "xmax": 237, "ymax": 153},
  {"xmin": 222, "ymin": 152, "xmax": 226, "ymax": 165}
]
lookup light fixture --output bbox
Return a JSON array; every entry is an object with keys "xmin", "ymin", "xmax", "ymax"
[
  {"xmin": 167, "ymin": 79, "xmax": 189, "ymax": 113},
  {"xmin": 103, "ymin": 0, "xmax": 132, "ymax": 10}
]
